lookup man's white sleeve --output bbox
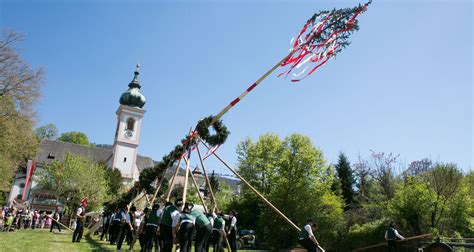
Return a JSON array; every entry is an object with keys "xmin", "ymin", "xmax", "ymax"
[
  {"xmin": 394, "ymin": 230, "xmax": 404, "ymax": 239},
  {"xmin": 77, "ymin": 208, "xmax": 82, "ymax": 215},
  {"xmin": 230, "ymin": 216, "xmax": 237, "ymax": 227},
  {"xmin": 384, "ymin": 231, "xmax": 388, "ymax": 240},
  {"xmin": 305, "ymin": 224, "xmax": 314, "ymax": 237},
  {"xmin": 171, "ymin": 211, "xmax": 181, "ymax": 227}
]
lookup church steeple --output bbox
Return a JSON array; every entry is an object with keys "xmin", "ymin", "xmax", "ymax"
[
  {"xmin": 110, "ymin": 64, "xmax": 147, "ymax": 183},
  {"xmin": 119, "ymin": 64, "xmax": 146, "ymax": 108}
]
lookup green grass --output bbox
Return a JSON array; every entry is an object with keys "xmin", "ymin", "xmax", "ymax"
[
  {"xmin": 0, "ymin": 229, "xmax": 115, "ymax": 251},
  {"xmin": 0, "ymin": 228, "xmax": 266, "ymax": 251}
]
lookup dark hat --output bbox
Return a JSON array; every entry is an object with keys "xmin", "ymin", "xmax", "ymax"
[
  {"xmin": 152, "ymin": 204, "xmax": 159, "ymax": 210},
  {"xmin": 175, "ymin": 198, "xmax": 183, "ymax": 207},
  {"xmin": 306, "ymin": 218, "xmax": 313, "ymax": 223},
  {"xmin": 183, "ymin": 202, "xmax": 194, "ymax": 212}
]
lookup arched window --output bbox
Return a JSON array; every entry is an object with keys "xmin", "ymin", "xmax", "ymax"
[{"xmin": 126, "ymin": 117, "xmax": 135, "ymax": 131}]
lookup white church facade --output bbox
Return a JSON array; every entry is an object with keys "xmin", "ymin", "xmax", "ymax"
[{"xmin": 7, "ymin": 66, "xmax": 153, "ymax": 211}]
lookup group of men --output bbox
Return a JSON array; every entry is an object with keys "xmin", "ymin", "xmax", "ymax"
[{"xmin": 94, "ymin": 198, "xmax": 238, "ymax": 252}]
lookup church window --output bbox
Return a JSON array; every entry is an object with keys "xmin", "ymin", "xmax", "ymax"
[
  {"xmin": 124, "ymin": 157, "xmax": 127, "ymax": 162},
  {"xmin": 126, "ymin": 118, "xmax": 135, "ymax": 131}
]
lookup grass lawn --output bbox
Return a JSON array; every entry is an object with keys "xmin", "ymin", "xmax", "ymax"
[
  {"xmin": 0, "ymin": 228, "xmax": 265, "ymax": 252},
  {"xmin": 0, "ymin": 228, "xmax": 113, "ymax": 251}
]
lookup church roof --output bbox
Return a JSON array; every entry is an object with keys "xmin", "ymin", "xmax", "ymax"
[{"xmin": 36, "ymin": 139, "xmax": 154, "ymax": 171}]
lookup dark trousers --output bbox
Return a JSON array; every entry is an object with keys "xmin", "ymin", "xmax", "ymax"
[
  {"xmin": 160, "ymin": 224, "xmax": 173, "ymax": 252},
  {"xmin": 50, "ymin": 221, "xmax": 61, "ymax": 232},
  {"xmin": 212, "ymin": 230, "xmax": 224, "ymax": 252},
  {"xmin": 229, "ymin": 228, "xmax": 237, "ymax": 252},
  {"xmin": 299, "ymin": 238, "xmax": 317, "ymax": 252},
  {"xmin": 129, "ymin": 228, "xmax": 137, "ymax": 249},
  {"xmin": 195, "ymin": 224, "xmax": 212, "ymax": 252},
  {"xmin": 155, "ymin": 234, "xmax": 162, "ymax": 251},
  {"xmin": 110, "ymin": 221, "xmax": 120, "ymax": 244},
  {"xmin": 72, "ymin": 222, "xmax": 84, "ymax": 242},
  {"xmin": 144, "ymin": 225, "xmax": 158, "ymax": 252},
  {"xmin": 139, "ymin": 232, "xmax": 146, "ymax": 252},
  {"xmin": 32, "ymin": 220, "xmax": 36, "ymax": 229},
  {"xmin": 100, "ymin": 223, "xmax": 109, "ymax": 241},
  {"xmin": 178, "ymin": 222, "xmax": 194, "ymax": 252},
  {"xmin": 117, "ymin": 224, "xmax": 130, "ymax": 250},
  {"xmin": 387, "ymin": 240, "xmax": 398, "ymax": 252}
]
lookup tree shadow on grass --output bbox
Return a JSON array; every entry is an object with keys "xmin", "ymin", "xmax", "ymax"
[{"xmin": 85, "ymin": 235, "xmax": 115, "ymax": 251}]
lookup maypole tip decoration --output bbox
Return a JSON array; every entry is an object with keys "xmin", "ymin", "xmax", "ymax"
[{"xmin": 279, "ymin": 1, "xmax": 372, "ymax": 82}]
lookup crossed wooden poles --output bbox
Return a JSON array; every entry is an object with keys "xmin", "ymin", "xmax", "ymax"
[{"xmin": 139, "ymin": 134, "xmax": 306, "ymax": 251}]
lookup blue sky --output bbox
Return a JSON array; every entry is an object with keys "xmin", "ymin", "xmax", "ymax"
[{"xmin": 1, "ymin": 0, "xmax": 472, "ymax": 175}]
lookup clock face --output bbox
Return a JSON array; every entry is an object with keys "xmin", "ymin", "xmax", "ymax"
[{"xmin": 124, "ymin": 130, "xmax": 133, "ymax": 139}]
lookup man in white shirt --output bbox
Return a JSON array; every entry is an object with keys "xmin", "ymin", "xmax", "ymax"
[
  {"xmin": 160, "ymin": 199, "xmax": 182, "ymax": 252},
  {"xmin": 385, "ymin": 222, "xmax": 404, "ymax": 252},
  {"xmin": 298, "ymin": 219, "xmax": 324, "ymax": 252},
  {"xmin": 72, "ymin": 205, "xmax": 85, "ymax": 243},
  {"xmin": 227, "ymin": 210, "xmax": 238, "ymax": 252}
]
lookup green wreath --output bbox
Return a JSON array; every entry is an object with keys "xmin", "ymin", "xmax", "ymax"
[{"xmin": 196, "ymin": 116, "xmax": 230, "ymax": 147}]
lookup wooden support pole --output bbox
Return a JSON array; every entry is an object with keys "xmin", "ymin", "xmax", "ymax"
[
  {"xmin": 52, "ymin": 218, "xmax": 73, "ymax": 232},
  {"xmin": 200, "ymin": 140, "xmax": 301, "ymax": 232},
  {"xmin": 151, "ymin": 157, "xmax": 183, "ymax": 206},
  {"xmin": 196, "ymin": 145, "xmax": 218, "ymax": 209},
  {"xmin": 184, "ymin": 158, "xmax": 209, "ymax": 213},
  {"xmin": 194, "ymin": 145, "xmax": 231, "ymax": 251},
  {"xmin": 128, "ymin": 191, "xmax": 146, "ymax": 210},
  {"xmin": 181, "ymin": 153, "xmax": 191, "ymax": 209},
  {"xmin": 353, "ymin": 234, "xmax": 432, "ymax": 252},
  {"xmin": 165, "ymin": 158, "xmax": 182, "ymax": 202}
]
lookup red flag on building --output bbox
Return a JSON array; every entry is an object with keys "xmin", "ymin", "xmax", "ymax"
[{"xmin": 22, "ymin": 160, "xmax": 36, "ymax": 201}]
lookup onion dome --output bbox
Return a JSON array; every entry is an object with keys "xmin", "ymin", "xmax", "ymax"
[{"xmin": 119, "ymin": 64, "xmax": 146, "ymax": 108}]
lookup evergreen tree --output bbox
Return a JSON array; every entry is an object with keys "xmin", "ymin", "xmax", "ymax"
[
  {"xmin": 208, "ymin": 170, "xmax": 220, "ymax": 194},
  {"xmin": 335, "ymin": 152, "xmax": 356, "ymax": 210}
]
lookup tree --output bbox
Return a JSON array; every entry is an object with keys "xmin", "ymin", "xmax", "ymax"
[
  {"xmin": 58, "ymin": 131, "xmax": 91, "ymax": 146},
  {"xmin": 36, "ymin": 153, "xmax": 110, "ymax": 212},
  {"xmin": 208, "ymin": 170, "xmax": 220, "ymax": 195},
  {"xmin": 0, "ymin": 30, "xmax": 43, "ymax": 117},
  {"xmin": 35, "ymin": 123, "xmax": 58, "ymax": 140},
  {"xmin": 389, "ymin": 177, "xmax": 435, "ymax": 235},
  {"xmin": 334, "ymin": 152, "xmax": 356, "ymax": 209},
  {"xmin": 236, "ymin": 133, "xmax": 344, "ymax": 249},
  {"xmin": 0, "ymin": 30, "xmax": 42, "ymax": 202},
  {"xmin": 425, "ymin": 163, "xmax": 463, "ymax": 229},
  {"xmin": 104, "ymin": 167, "xmax": 123, "ymax": 202}
]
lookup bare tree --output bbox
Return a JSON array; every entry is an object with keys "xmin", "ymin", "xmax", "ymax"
[{"xmin": 0, "ymin": 30, "xmax": 44, "ymax": 117}]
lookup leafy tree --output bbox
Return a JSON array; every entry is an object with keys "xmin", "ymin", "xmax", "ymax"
[
  {"xmin": 35, "ymin": 123, "xmax": 58, "ymax": 140},
  {"xmin": 58, "ymin": 131, "xmax": 91, "ymax": 146},
  {"xmin": 425, "ymin": 163, "xmax": 463, "ymax": 228},
  {"xmin": 0, "ymin": 30, "xmax": 42, "ymax": 199},
  {"xmin": 0, "ymin": 97, "xmax": 37, "ymax": 193},
  {"xmin": 334, "ymin": 152, "xmax": 356, "ymax": 209},
  {"xmin": 104, "ymin": 167, "xmax": 123, "ymax": 200},
  {"xmin": 236, "ymin": 133, "xmax": 344, "ymax": 249},
  {"xmin": 214, "ymin": 182, "xmax": 234, "ymax": 211},
  {"xmin": 36, "ymin": 153, "xmax": 110, "ymax": 212},
  {"xmin": 389, "ymin": 177, "xmax": 435, "ymax": 235}
]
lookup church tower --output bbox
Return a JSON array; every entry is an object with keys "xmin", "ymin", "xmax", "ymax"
[{"xmin": 109, "ymin": 65, "xmax": 146, "ymax": 183}]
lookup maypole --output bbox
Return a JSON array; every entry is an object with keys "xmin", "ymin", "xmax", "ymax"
[{"xmin": 133, "ymin": 1, "xmax": 371, "ymax": 250}]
